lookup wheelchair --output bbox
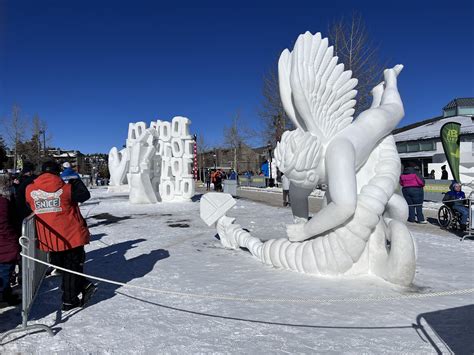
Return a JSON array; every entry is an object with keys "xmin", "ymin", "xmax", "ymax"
[
  {"xmin": 437, "ymin": 204, "xmax": 465, "ymax": 230},
  {"xmin": 437, "ymin": 195, "xmax": 470, "ymax": 231}
]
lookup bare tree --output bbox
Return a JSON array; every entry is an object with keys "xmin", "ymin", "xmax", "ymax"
[
  {"xmin": 196, "ymin": 133, "xmax": 209, "ymax": 180},
  {"xmin": 2, "ymin": 104, "xmax": 27, "ymax": 171},
  {"xmin": 328, "ymin": 12, "xmax": 386, "ymax": 116},
  {"xmin": 258, "ymin": 65, "xmax": 294, "ymax": 145},
  {"xmin": 223, "ymin": 111, "xmax": 254, "ymax": 173}
]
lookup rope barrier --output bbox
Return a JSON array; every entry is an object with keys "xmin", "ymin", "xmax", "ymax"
[
  {"xmin": 406, "ymin": 197, "xmax": 471, "ymax": 207},
  {"xmin": 20, "ymin": 252, "xmax": 474, "ymax": 304}
]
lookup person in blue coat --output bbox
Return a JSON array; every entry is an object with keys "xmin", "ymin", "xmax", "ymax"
[
  {"xmin": 60, "ymin": 162, "xmax": 81, "ymax": 183},
  {"xmin": 445, "ymin": 182, "xmax": 469, "ymax": 230}
]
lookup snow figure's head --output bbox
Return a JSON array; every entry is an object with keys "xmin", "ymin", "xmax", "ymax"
[{"xmin": 274, "ymin": 128, "xmax": 321, "ymax": 189}]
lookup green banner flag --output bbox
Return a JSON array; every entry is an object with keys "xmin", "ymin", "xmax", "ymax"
[{"xmin": 440, "ymin": 122, "xmax": 461, "ymax": 182}]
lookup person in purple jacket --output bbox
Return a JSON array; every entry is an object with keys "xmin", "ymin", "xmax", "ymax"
[
  {"xmin": 0, "ymin": 174, "xmax": 21, "ymax": 306},
  {"xmin": 399, "ymin": 163, "xmax": 427, "ymax": 224}
]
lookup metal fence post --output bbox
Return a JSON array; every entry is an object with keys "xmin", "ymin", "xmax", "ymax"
[{"xmin": 0, "ymin": 215, "xmax": 53, "ymax": 344}]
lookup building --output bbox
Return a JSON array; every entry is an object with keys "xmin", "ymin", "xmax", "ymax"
[
  {"xmin": 46, "ymin": 148, "xmax": 86, "ymax": 173},
  {"xmin": 393, "ymin": 98, "xmax": 474, "ymax": 181},
  {"xmin": 197, "ymin": 144, "xmax": 270, "ymax": 179}
]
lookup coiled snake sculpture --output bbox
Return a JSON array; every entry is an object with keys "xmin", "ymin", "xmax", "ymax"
[{"xmin": 202, "ymin": 32, "xmax": 416, "ymax": 286}]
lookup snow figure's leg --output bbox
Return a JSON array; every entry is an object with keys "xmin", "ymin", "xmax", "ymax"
[
  {"xmin": 289, "ymin": 184, "xmax": 312, "ymax": 221},
  {"xmin": 384, "ymin": 193, "xmax": 409, "ymax": 226},
  {"xmin": 369, "ymin": 219, "xmax": 416, "ymax": 286}
]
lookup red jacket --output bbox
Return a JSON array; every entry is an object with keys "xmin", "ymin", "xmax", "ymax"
[
  {"xmin": 26, "ymin": 173, "xmax": 90, "ymax": 252},
  {"xmin": 0, "ymin": 197, "xmax": 20, "ymax": 263}
]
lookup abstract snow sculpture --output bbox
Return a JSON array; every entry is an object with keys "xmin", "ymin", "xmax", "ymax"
[
  {"xmin": 108, "ymin": 117, "xmax": 195, "ymax": 203},
  {"xmin": 108, "ymin": 147, "xmax": 130, "ymax": 190},
  {"xmin": 201, "ymin": 31, "xmax": 416, "ymax": 286},
  {"xmin": 127, "ymin": 123, "xmax": 158, "ymax": 204},
  {"xmin": 157, "ymin": 117, "xmax": 195, "ymax": 202}
]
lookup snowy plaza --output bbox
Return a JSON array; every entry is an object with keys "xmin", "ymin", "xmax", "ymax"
[
  {"xmin": 1, "ymin": 188, "xmax": 472, "ymax": 353},
  {"xmin": 1, "ymin": 2, "xmax": 473, "ymax": 353}
]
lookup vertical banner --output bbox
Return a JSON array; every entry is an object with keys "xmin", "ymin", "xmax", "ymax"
[
  {"xmin": 193, "ymin": 134, "xmax": 198, "ymax": 180},
  {"xmin": 440, "ymin": 122, "xmax": 461, "ymax": 182}
]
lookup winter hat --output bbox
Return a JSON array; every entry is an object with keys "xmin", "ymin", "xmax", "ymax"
[
  {"xmin": 63, "ymin": 162, "xmax": 71, "ymax": 169},
  {"xmin": 41, "ymin": 161, "xmax": 61, "ymax": 174},
  {"xmin": 21, "ymin": 161, "xmax": 35, "ymax": 175},
  {"xmin": 0, "ymin": 174, "xmax": 12, "ymax": 199}
]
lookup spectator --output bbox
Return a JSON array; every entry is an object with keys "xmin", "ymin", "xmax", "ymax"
[
  {"xmin": 281, "ymin": 173, "xmax": 290, "ymax": 207},
  {"xmin": 444, "ymin": 182, "xmax": 469, "ymax": 230},
  {"xmin": 214, "ymin": 170, "xmax": 223, "ymax": 192},
  {"xmin": 60, "ymin": 162, "xmax": 81, "ymax": 183},
  {"xmin": 0, "ymin": 174, "xmax": 21, "ymax": 306},
  {"xmin": 229, "ymin": 170, "xmax": 237, "ymax": 180},
  {"xmin": 15, "ymin": 162, "xmax": 37, "ymax": 222},
  {"xmin": 205, "ymin": 169, "xmax": 211, "ymax": 191},
  {"xmin": 25, "ymin": 161, "xmax": 96, "ymax": 311},
  {"xmin": 400, "ymin": 163, "xmax": 427, "ymax": 224},
  {"xmin": 428, "ymin": 170, "xmax": 435, "ymax": 179},
  {"xmin": 441, "ymin": 165, "xmax": 448, "ymax": 180}
]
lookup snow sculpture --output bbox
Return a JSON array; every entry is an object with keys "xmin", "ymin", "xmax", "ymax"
[
  {"xmin": 108, "ymin": 117, "xmax": 195, "ymax": 203},
  {"xmin": 201, "ymin": 32, "xmax": 416, "ymax": 286},
  {"xmin": 108, "ymin": 147, "xmax": 130, "ymax": 192}
]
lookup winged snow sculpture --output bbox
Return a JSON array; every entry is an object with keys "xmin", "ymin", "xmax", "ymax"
[{"xmin": 202, "ymin": 32, "xmax": 416, "ymax": 286}]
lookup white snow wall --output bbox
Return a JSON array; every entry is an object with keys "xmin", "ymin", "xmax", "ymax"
[{"xmin": 108, "ymin": 116, "xmax": 196, "ymax": 203}]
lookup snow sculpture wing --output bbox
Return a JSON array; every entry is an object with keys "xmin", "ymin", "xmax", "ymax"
[{"xmin": 279, "ymin": 31, "xmax": 358, "ymax": 142}]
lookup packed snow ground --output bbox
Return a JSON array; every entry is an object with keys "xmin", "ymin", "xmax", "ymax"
[{"xmin": 1, "ymin": 189, "xmax": 473, "ymax": 354}]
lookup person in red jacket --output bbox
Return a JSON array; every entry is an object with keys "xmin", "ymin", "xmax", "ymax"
[
  {"xmin": 0, "ymin": 174, "xmax": 21, "ymax": 306},
  {"xmin": 26, "ymin": 161, "xmax": 96, "ymax": 311},
  {"xmin": 399, "ymin": 163, "xmax": 427, "ymax": 224}
]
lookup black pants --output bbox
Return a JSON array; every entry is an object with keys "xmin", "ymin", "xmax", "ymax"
[{"xmin": 50, "ymin": 246, "xmax": 88, "ymax": 304}]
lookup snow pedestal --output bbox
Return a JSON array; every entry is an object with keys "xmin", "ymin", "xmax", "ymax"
[{"xmin": 223, "ymin": 180, "xmax": 237, "ymax": 196}]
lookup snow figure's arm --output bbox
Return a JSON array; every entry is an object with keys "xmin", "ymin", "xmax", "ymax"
[{"xmin": 287, "ymin": 138, "xmax": 357, "ymax": 242}]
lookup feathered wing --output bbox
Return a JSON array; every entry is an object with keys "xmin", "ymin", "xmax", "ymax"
[{"xmin": 279, "ymin": 31, "xmax": 358, "ymax": 142}]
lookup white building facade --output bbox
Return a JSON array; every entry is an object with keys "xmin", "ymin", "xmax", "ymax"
[{"xmin": 393, "ymin": 98, "xmax": 474, "ymax": 182}]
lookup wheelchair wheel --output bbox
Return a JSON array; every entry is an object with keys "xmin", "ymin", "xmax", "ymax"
[{"xmin": 438, "ymin": 205, "xmax": 452, "ymax": 228}]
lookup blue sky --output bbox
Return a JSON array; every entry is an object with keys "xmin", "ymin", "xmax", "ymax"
[{"xmin": 1, "ymin": 0, "xmax": 473, "ymax": 153}]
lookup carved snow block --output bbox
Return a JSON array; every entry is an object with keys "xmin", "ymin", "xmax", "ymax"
[
  {"xmin": 160, "ymin": 180, "xmax": 175, "ymax": 201},
  {"xmin": 151, "ymin": 176, "xmax": 161, "ymax": 197},
  {"xmin": 171, "ymin": 138, "xmax": 184, "ymax": 158},
  {"xmin": 149, "ymin": 119, "xmax": 161, "ymax": 132},
  {"xmin": 108, "ymin": 147, "xmax": 130, "ymax": 186},
  {"xmin": 173, "ymin": 178, "xmax": 183, "ymax": 196},
  {"xmin": 161, "ymin": 157, "xmax": 173, "ymax": 180},
  {"xmin": 181, "ymin": 178, "xmax": 195, "ymax": 200},
  {"xmin": 183, "ymin": 139, "xmax": 194, "ymax": 158},
  {"xmin": 126, "ymin": 122, "xmax": 147, "ymax": 148},
  {"xmin": 171, "ymin": 158, "xmax": 183, "ymax": 177},
  {"xmin": 182, "ymin": 157, "xmax": 193, "ymax": 178},
  {"xmin": 200, "ymin": 193, "xmax": 236, "ymax": 226},
  {"xmin": 162, "ymin": 142, "xmax": 173, "ymax": 159},
  {"xmin": 129, "ymin": 146, "xmax": 142, "ymax": 174},
  {"xmin": 158, "ymin": 121, "xmax": 171, "ymax": 142},
  {"xmin": 156, "ymin": 140, "xmax": 164, "ymax": 156},
  {"xmin": 129, "ymin": 172, "xmax": 158, "ymax": 204},
  {"xmin": 171, "ymin": 116, "xmax": 192, "ymax": 139}
]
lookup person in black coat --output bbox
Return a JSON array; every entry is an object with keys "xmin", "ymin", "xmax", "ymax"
[
  {"xmin": 15, "ymin": 162, "xmax": 37, "ymax": 223},
  {"xmin": 441, "ymin": 165, "xmax": 448, "ymax": 180}
]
